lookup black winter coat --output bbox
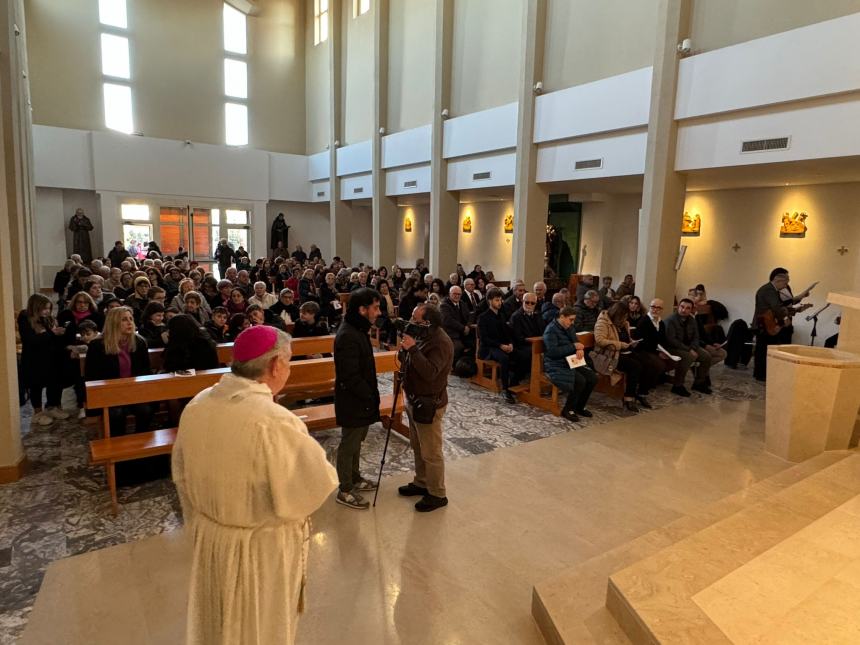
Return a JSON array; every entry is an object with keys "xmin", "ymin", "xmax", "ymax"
[
  {"xmin": 84, "ymin": 335, "xmax": 151, "ymax": 381},
  {"xmin": 17, "ymin": 312, "xmax": 64, "ymax": 388},
  {"xmin": 334, "ymin": 312, "xmax": 380, "ymax": 427}
]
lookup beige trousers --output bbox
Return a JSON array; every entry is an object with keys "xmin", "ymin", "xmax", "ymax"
[{"xmin": 405, "ymin": 403, "xmax": 447, "ymax": 498}]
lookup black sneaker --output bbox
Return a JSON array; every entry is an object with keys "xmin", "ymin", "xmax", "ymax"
[
  {"xmin": 415, "ymin": 494, "xmax": 448, "ymax": 512},
  {"xmin": 623, "ymin": 400, "xmax": 640, "ymax": 414},
  {"xmin": 671, "ymin": 385, "xmax": 691, "ymax": 397},
  {"xmin": 574, "ymin": 408, "xmax": 593, "ymax": 418},
  {"xmin": 692, "ymin": 383, "xmax": 712, "ymax": 395},
  {"xmin": 503, "ymin": 389, "xmax": 517, "ymax": 404},
  {"xmin": 336, "ymin": 490, "xmax": 369, "ymax": 510},
  {"xmin": 398, "ymin": 482, "xmax": 429, "ymax": 497},
  {"xmin": 561, "ymin": 409, "xmax": 580, "ymax": 423},
  {"xmin": 636, "ymin": 396, "xmax": 653, "ymax": 409}
]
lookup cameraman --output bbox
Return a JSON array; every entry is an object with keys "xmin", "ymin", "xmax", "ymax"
[{"xmin": 397, "ymin": 303, "xmax": 454, "ymax": 512}]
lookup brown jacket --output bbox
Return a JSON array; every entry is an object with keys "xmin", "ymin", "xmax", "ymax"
[
  {"xmin": 402, "ymin": 326, "xmax": 454, "ymax": 408},
  {"xmin": 594, "ymin": 311, "xmax": 632, "ymax": 351}
]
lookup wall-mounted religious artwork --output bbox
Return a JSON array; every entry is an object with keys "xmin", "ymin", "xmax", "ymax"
[
  {"xmin": 504, "ymin": 212, "xmax": 514, "ymax": 234},
  {"xmin": 404, "ymin": 215, "xmax": 412, "ymax": 232},
  {"xmin": 681, "ymin": 211, "xmax": 701, "ymax": 236},
  {"xmin": 780, "ymin": 211, "xmax": 807, "ymax": 237},
  {"xmin": 462, "ymin": 215, "xmax": 472, "ymax": 233}
]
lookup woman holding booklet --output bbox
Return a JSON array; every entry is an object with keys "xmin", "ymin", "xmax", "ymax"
[{"xmin": 542, "ymin": 306, "xmax": 598, "ymax": 423}]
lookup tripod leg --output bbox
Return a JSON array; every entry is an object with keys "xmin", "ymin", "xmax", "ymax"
[{"xmin": 373, "ymin": 372, "xmax": 404, "ymax": 507}]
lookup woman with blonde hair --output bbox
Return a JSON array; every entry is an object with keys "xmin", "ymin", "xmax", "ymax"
[
  {"xmin": 84, "ymin": 306, "xmax": 154, "ymax": 437},
  {"xmin": 18, "ymin": 293, "xmax": 69, "ymax": 426}
]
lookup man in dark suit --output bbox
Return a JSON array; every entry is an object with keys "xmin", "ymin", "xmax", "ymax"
[
  {"xmin": 630, "ymin": 298, "xmax": 670, "ymax": 395},
  {"xmin": 462, "ymin": 278, "xmax": 481, "ymax": 317},
  {"xmin": 503, "ymin": 281, "xmax": 526, "ymax": 318},
  {"xmin": 477, "ymin": 287, "xmax": 517, "ymax": 403},
  {"xmin": 508, "ymin": 292, "xmax": 546, "ymax": 384},
  {"xmin": 440, "ymin": 286, "xmax": 474, "ymax": 363}
]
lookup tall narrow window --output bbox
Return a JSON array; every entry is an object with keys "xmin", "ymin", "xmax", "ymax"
[
  {"xmin": 99, "ymin": 0, "xmax": 134, "ymax": 133},
  {"xmin": 223, "ymin": 3, "xmax": 249, "ymax": 145},
  {"xmin": 314, "ymin": 0, "xmax": 329, "ymax": 45},
  {"xmin": 353, "ymin": 0, "xmax": 370, "ymax": 18}
]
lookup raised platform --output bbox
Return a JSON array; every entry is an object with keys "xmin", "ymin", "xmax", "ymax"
[
  {"xmin": 531, "ymin": 450, "xmax": 855, "ymax": 644},
  {"xmin": 22, "ymin": 398, "xmax": 795, "ymax": 644}
]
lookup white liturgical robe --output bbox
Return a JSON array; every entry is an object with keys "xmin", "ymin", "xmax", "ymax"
[{"xmin": 173, "ymin": 372, "xmax": 338, "ymax": 645}]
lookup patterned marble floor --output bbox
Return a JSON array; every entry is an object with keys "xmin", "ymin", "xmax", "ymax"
[{"xmin": 0, "ymin": 364, "xmax": 762, "ymax": 644}]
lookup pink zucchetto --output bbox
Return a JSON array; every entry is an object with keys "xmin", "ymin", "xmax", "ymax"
[{"xmin": 233, "ymin": 325, "xmax": 278, "ymax": 362}]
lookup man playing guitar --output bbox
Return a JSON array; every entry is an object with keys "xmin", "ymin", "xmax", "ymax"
[{"xmin": 753, "ymin": 267, "xmax": 814, "ymax": 381}]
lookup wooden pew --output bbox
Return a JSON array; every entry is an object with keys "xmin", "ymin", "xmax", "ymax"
[
  {"xmin": 470, "ymin": 331, "xmax": 501, "ymax": 393},
  {"xmin": 86, "ymin": 351, "xmax": 405, "ymax": 513},
  {"xmin": 102, "ymin": 335, "xmax": 336, "ymax": 372}
]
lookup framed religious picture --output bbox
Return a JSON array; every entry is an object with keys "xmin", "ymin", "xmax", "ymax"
[
  {"xmin": 462, "ymin": 215, "xmax": 472, "ymax": 233},
  {"xmin": 681, "ymin": 211, "xmax": 701, "ymax": 236},
  {"xmin": 504, "ymin": 212, "xmax": 514, "ymax": 234},
  {"xmin": 779, "ymin": 211, "xmax": 807, "ymax": 237},
  {"xmin": 404, "ymin": 214, "xmax": 412, "ymax": 232}
]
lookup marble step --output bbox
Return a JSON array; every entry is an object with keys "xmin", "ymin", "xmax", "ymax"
[
  {"xmin": 606, "ymin": 451, "xmax": 860, "ymax": 644},
  {"xmin": 531, "ymin": 450, "xmax": 855, "ymax": 645}
]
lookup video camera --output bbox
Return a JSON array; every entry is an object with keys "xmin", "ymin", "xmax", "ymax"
[{"xmin": 393, "ymin": 318, "xmax": 431, "ymax": 341}]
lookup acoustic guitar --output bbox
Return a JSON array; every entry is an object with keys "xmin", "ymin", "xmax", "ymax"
[{"xmin": 757, "ymin": 303, "xmax": 813, "ymax": 336}]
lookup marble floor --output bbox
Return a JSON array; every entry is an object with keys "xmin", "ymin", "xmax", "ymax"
[{"xmin": 1, "ymin": 365, "xmax": 766, "ymax": 644}]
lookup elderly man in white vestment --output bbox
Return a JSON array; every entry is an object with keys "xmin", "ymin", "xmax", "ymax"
[{"xmin": 173, "ymin": 325, "xmax": 338, "ymax": 645}]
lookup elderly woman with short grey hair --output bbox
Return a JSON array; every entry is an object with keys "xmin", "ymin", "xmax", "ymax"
[{"xmin": 172, "ymin": 326, "xmax": 337, "ymax": 644}]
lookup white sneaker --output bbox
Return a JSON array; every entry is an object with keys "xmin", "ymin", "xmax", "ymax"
[
  {"xmin": 46, "ymin": 407, "xmax": 70, "ymax": 420},
  {"xmin": 33, "ymin": 412, "xmax": 54, "ymax": 426}
]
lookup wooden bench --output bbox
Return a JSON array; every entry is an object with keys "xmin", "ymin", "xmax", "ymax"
[
  {"xmin": 86, "ymin": 350, "xmax": 403, "ymax": 513},
  {"xmin": 470, "ymin": 333, "xmax": 501, "ymax": 393},
  {"xmin": 145, "ymin": 335, "xmax": 334, "ymax": 370}
]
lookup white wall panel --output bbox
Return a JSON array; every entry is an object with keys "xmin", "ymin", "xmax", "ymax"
[
  {"xmin": 308, "ymin": 150, "xmax": 330, "ymax": 181},
  {"xmin": 675, "ymin": 97, "xmax": 860, "ymax": 171},
  {"xmin": 676, "ymin": 12, "xmax": 860, "ymax": 120},
  {"xmin": 537, "ymin": 130, "xmax": 647, "ymax": 182},
  {"xmin": 336, "ymin": 140, "xmax": 372, "ymax": 177},
  {"xmin": 382, "ymin": 125, "xmax": 432, "ymax": 168},
  {"xmin": 442, "ymin": 102, "xmax": 518, "ymax": 159},
  {"xmin": 269, "ymin": 152, "xmax": 310, "ymax": 202},
  {"xmin": 33, "ymin": 125, "xmax": 94, "ymax": 189},
  {"xmin": 385, "ymin": 164, "xmax": 431, "ymax": 196},
  {"xmin": 310, "ymin": 180, "xmax": 330, "ymax": 202},
  {"xmin": 91, "ymin": 132, "xmax": 269, "ymax": 201},
  {"xmin": 340, "ymin": 173, "xmax": 373, "ymax": 200},
  {"xmin": 534, "ymin": 67, "xmax": 652, "ymax": 144},
  {"xmin": 447, "ymin": 151, "xmax": 516, "ymax": 190}
]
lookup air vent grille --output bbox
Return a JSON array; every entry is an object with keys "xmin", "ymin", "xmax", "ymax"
[
  {"xmin": 574, "ymin": 158, "xmax": 603, "ymax": 170},
  {"xmin": 403, "ymin": 180, "xmax": 418, "ymax": 188},
  {"xmin": 473, "ymin": 171, "xmax": 491, "ymax": 181},
  {"xmin": 741, "ymin": 137, "xmax": 790, "ymax": 153},
  {"xmin": 353, "ymin": 187, "xmax": 364, "ymax": 194},
  {"xmin": 316, "ymin": 191, "xmax": 326, "ymax": 197}
]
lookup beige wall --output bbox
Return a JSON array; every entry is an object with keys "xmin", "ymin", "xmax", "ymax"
[
  {"xmin": 351, "ymin": 204, "xmax": 373, "ymax": 264},
  {"xmin": 691, "ymin": 0, "xmax": 860, "ymax": 52},
  {"xmin": 450, "ymin": 0, "xmax": 523, "ymax": 116},
  {"xmin": 396, "ymin": 203, "xmax": 430, "ymax": 267},
  {"xmin": 27, "ymin": 0, "xmax": 306, "ymax": 153},
  {"xmin": 342, "ymin": 3, "xmax": 374, "ymax": 144},
  {"xmin": 304, "ymin": 0, "xmax": 330, "ymax": 153},
  {"xmin": 579, "ymin": 194, "xmax": 641, "ymax": 281},
  {"xmin": 387, "ymin": 0, "xmax": 435, "ymax": 132},
  {"xmin": 678, "ymin": 183, "xmax": 860, "ymax": 344},
  {"xmin": 267, "ymin": 200, "xmax": 330, "ymax": 259},
  {"xmin": 543, "ymin": 0, "xmax": 658, "ymax": 91},
  {"xmin": 457, "ymin": 200, "xmax": 514, "ymax": 281}
]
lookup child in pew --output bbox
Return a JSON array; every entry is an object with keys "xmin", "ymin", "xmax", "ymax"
[
  {"xmin": 71, "ymin": 319, "xmax": 100, "ymax": 419},
  {"xmin": 292, "ymin": 302, "xmax": 329, "ymax": 338},
  {"xmin": 204, "ymin": 306, "xmax": 229, "ymax": 343}
]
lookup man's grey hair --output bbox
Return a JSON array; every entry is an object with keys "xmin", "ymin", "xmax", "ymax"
[
  {"xmin": 552, "ymin": 292, "xmax": 565, "ymax": 306},
  {"xmin": 254, "ymin": 281, "xmax": 266, "ymax": 289},
  {"xmin": 464, "ymin": 278, "xmax": 475, "ymax": 287},
  {"xmin": 231, "ymin": 330, "xmax": 292, "ymax": 380},
  {"xmin": 585, "ymin": 290, "xmax": 599, "ymax": 300}
]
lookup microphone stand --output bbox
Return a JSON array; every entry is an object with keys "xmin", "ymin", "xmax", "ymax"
[{"xmin": 806, "ymin": 302, "xmax": 831, "ymax": 346}]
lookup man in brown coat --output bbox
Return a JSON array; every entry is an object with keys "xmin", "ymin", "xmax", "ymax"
[{"xmin": 398, "ymin": 303, "xmax": 454, "ymax": 512}]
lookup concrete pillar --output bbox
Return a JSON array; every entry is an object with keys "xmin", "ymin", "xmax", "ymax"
[
  {"xmin": 0, "ymin": 6, "xmax": 25, "ymax": 480},
  {"xmin": 635, "ymin": 0, "xmax": 691, "ymax": 305},
  {"xmin": 371, "ymin": 0, "xmax": 397, "ymax": 270},
  {"xmin": 511, "ymin": 0, "xmax": 548, "ymax": 287},
  {"xmin": 0, "ymin": 0, "xmax": 36, "ymax": 308},
  {"xmin": 328, "ymin": 0, "xmax": 351, "ymax": 264},
  {"xmin": 428, "ymin": 0, "xmax": 458, "ymax": 278}
]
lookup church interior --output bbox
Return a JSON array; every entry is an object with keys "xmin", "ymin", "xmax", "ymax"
[{"xmin": 2, "ymin": 0, "xmax": 860, "ymax": 643}]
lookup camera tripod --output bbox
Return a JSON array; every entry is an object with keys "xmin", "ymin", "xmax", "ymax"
[{"xmin": 372, "ymin": 348, "xmax": 409, "ymax": 507}]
